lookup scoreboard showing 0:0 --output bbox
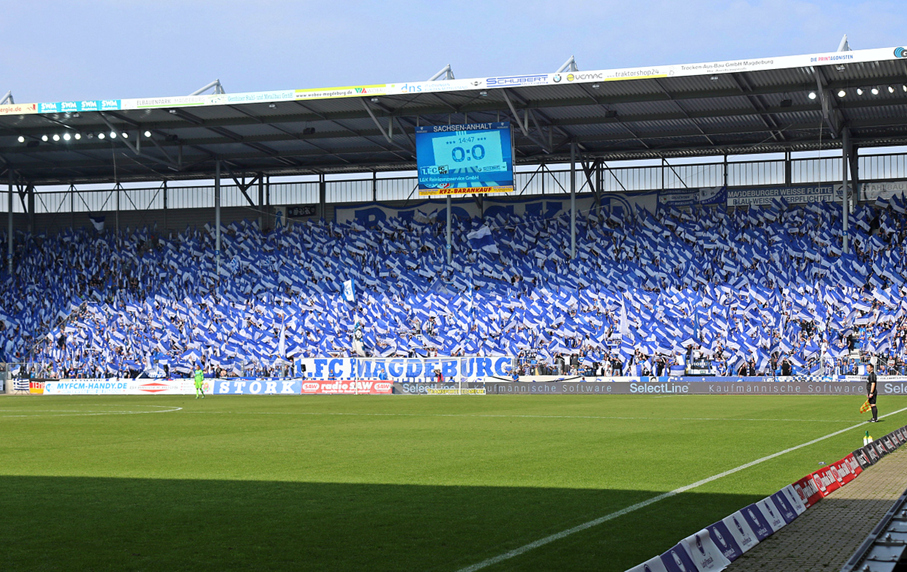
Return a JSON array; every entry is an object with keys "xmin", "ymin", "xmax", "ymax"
[
  {"xmin": 433, "ymin": 132, "xmax": 504, "ymax": 169},
  {"xmin": 415, "ymin": 122, "xmax": 514, "ymax": 196}
]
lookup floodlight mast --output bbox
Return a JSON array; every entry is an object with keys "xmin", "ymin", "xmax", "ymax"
[{"xmin": 0, "ymin": 91, "xmax": 13, "ymax": 105}]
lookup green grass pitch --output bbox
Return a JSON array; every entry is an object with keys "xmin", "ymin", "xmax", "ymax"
[{"xmin": 2, "ymin": 394, "xmax": 904, "ymax": 571}]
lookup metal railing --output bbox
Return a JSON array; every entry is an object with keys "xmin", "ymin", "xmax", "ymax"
[{"xmin": 4, "ymin": 151, "xmax": 907, "ymax": 215}]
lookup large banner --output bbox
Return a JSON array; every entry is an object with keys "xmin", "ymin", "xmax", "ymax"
[
  {"xmin": 296, "ymin": 356, "xmax": 515, "ymax": 383},
  {"xmin": 726, "ymin": 185, "xmax": 840, "ymax": 207}
]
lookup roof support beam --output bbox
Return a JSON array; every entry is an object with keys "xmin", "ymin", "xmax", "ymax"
[
  {"xmin": 813, "ymin": 67, "xmax": 843, "ymax": 137},
  {"xmin": 501, "ymin": 90, "xmax": 550, "ymax": 153}
]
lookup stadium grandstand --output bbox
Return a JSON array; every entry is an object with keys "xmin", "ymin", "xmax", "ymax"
[{"xmin": 4, "ymin": 44, "xmax": 907, "ymax": 381}]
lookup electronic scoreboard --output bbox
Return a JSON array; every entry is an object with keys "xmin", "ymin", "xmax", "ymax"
[{"xmin": 415, "ymin": 122, "xmax": 514, "ymax": 196}]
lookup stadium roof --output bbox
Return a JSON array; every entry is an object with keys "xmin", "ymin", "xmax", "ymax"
[{"xmin": 2, "ymin": 46, "xmax": 907, "ymax": 185}]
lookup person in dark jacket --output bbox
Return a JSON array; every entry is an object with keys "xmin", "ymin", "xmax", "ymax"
[{"xmin": 867, "ymin": 364, "xmax": 878, "ymax": 422}]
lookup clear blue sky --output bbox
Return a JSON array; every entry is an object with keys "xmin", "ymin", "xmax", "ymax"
[{"xmin": 3, "ymin": 1, "xmax": 906, "ymax": 104}]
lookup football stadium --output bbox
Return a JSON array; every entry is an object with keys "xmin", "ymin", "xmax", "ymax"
[{"xmin": 4, "ymin": 40, "xmax": 907, "ymax": 571}]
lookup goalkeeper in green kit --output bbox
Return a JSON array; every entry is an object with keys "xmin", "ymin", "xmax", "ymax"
[{"xmin": 194, "ymin": 364, "xmax": 206, "ymax": 399}]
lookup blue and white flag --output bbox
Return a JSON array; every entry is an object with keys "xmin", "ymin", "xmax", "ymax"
[
  {"xmin": 466, "ymin": 225, "xmax": 499, "ymax": 254},
  {"xmin": 89, "ymin": 215, "xmax": 105, "ymax": 232},
  {"xmin": 342, "ymin": 278, "xmax": 356, "ymax": 303}
]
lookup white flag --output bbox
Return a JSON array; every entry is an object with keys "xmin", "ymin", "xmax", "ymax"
[{"xmin": 342, "ymin": 279, "xmax": 356, "ymax": 303}]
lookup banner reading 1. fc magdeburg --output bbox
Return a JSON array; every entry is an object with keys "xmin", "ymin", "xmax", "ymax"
[{"xmin": 295, "ymin": 356, "xmax": 515, "ymax": 383}]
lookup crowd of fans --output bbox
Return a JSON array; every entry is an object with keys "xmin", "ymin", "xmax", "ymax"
[{"xmin": 2, "ymin": 193, "xmax": 907, "ymax": 379}]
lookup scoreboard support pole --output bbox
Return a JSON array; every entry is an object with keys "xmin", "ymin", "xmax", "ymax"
[
  {"xmin": 446, "ymin": 195, "xmax": 452, "ymax": 266},
  {"xmin": 570, "ymin": 141, "xmax": 576, "ymax": 260},
  {"xmin": 7, "ymin": 168, "xmax": 12, "ymax": 276},
  {"xmin": 215, "ymin": 159, "xmax": 222, "ymax": 277}
]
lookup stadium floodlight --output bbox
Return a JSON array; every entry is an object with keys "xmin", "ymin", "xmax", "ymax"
[
  {"xmin": 808, "ymin": 92, "xmax": 817, "ymax": 100},
  {"xmin": 268, "ymin": 103, "xmax": 276, "ymax": 109},
  {"xmin": 144, "ymin": 130, "xmax": 152, "ymax": 138},
  {"xmin": 17, "ymin": 135, "xmax": 24, "ymax": 143},
  {"xmin": 41, "ymin": 134, "xmax": 48, "ymax": 141},
  {"xmin": 63, "ymin": 133, "xmax": 71, "ymax": 141},
  {"xmin": 110, "ymin": 131, "xmax": 117, "ymax": 139},
  {"xmin": 710, "ymin": 75, "xmax": 719, "ymax": 81},
  {"xmin": 370, "ymin": 97, "xmax": 379, "ymax": 103},
  {"xmin": 903, "ymin": 85, "xmax": 907, "ymax": 92},
  {"xmin": 479, "ymin": 91, "xmax": 488, "ymax": 97},
  {"xmin": 122, "ymin": 132, "xmax": 128, "ymax": 139},
  {"xmin": 74, "ymin": 133, "xmax": 81, "ymax": 140},
  {"xmin": 888, "ymin": 86, "xmax": 895, "ymax": 93},
  {"xmin": 98, "ymin": 133, "xmax": 106, "ymax": 140},
  {"xmin": 837, "ymin": 89, "xmax": 846, "ymax": 97},
  {"xmin": 592, "ymin": 83, "xmax": 601, "ymax": 89},
  {"xmin": 871, "ymin": 87, "xmax": 879, "ymax": 95},
  {"xmin": 52, "ymin": 134, "xmax": 60, "ymax": 141},
  {"xmin": 856, "ymin": 88, "xmax": 863, "ymax": 95}
]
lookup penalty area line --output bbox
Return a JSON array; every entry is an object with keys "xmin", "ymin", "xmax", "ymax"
[{"xmin": 454, "ymin": 404, "xmax": 907, "ymax": 572}]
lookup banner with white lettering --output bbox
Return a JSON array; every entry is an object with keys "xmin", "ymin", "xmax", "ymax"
[
  {"xmin": 297, "ymin": 356, "xmax": 515, "ymax": 383},
  {"xmin": 212, "ymin": 379, "xmax": 302, "ymax": 395},
  {"xmin": 44, "ymin": 379, "xmax": 199, "ymax": 395},
  {"xmin": 300, "ymin": 380, "xmax": 392, "ymax": 395}
]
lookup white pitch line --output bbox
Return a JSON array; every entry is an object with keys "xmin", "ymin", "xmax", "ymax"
[
  {"xmin": 0, "ymin": 406, "xmax": 183, "ymax": 418},
  {"xmin": 455, "ymin": 404, "xmax": 907, "ymax": 572},
  {"xmin": 181, "ymin": 410, "xmax": 858, "ymax": 423}
]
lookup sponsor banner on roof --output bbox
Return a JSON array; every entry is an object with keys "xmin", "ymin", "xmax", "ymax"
[
  {"xmin": 387, "ymin": 78, "xmax": 488, "ymax": 95},
  {"xmin": 679, "ymin": 530, "xmax": 732, "ymax": 571},
  {"xmin": 134, "ymin": 95, "xmax": 209, "ymax": 109},
  {"xmin": 0, "ymin": 102, "xmax": 38, "ymax": 115},
  {"xmin": 300, "ymin": 380, "xmax": 392, "ymax": 395},
  {"xmin": 224, "ymin": 90, "xmax": 295, "ymax": 104},
  {"xmin": 294, "ymin": 85, "xmax": 386, "ymax": 100}
]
